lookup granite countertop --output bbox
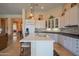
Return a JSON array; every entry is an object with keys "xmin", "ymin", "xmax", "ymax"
[
  {"xmin": 35, "ymin": 30, "xmax": 79, "ymax": 39},
  {"xmin": 20, "ymin": 34, "xmax": 55, "ymax": 42}
]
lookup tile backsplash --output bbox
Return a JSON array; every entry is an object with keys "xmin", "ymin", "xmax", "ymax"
[{"xmin": 61, "ymin": 27, "xmax": 79, "ymax": 34}]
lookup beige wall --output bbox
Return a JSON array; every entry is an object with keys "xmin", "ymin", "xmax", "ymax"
[
  {"xmin": 45, "ymin": 6, "xmax": 63, "ymax": 19},
  {"xmin": 0, "ymin": 14, "xmax": 22, "ymax": 34},
  {"xmin": 25, "ymin": 6, "xmax": 63, "ymax": 20},
  {"xmin": 31, "ymin": 6, "xmax": 63, "ymax": 20},
  {"xmin": 33, "ymin": 11, "xmax": 47, "ymax": 20}
]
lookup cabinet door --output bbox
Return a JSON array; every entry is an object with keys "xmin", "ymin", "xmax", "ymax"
[
  {"xmin": 62, "ymin": 35, "xmax": 69, "ymax": 48},
  {"xmin": 45, "ymin": 20, "xmax": 47, "ymax": 28},
  {"xmin": 51, "ymin": 19, "xmax": 54, "ymax": 28},
  {"xmin": 58, "ymin": 35, "xmax": 79, "ymax": 56},
  {"xmin": 65, "ymin": 10, "xmax": 70, "ymax": 26},
  {"xmin": 68, "ymin": 37, "xmax": 73, "ymax": 52},
  {"xmin": 60, "ymin": 6, "xmax": 78, "ymax": 27},
  {"xmin": 48, "ymin": 20, "xmax": 50, "ymax": 28},
  {"xmin": 70, "ymin": 6, "xmax": 78, "ymax": 25},
  {"xmin": 64, "ymin": 36, "xmax": 73, "ymax": 52},
  {"xmin": 55, "ymin": 18, "xmax": 58, "ymax": 28},
  {"xmin": 36, "ymin": 20, "xmax": 45, "ymax": 28},
  {"xmin": 35, "ymin": 41, "xmax": 53, "ymax": 56},
  {"xmin": 59, "ymin": 16, "xmax": 65, "ymax": 28},
  {"xmin": 31, "ymin": 42, "xmax": 36, "ymax": 56},
  {"xmin": 58, "ymin": 35, "xmax": 64, "ymax": 45},
  {"xmin": 58, "ymin": 35, "xmax": 73, "ymax": 53},
  {"xmin": 71, "ymin": 38, "xmax": 79, "ymax": 56}
]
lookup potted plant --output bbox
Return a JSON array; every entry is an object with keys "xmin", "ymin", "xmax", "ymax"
[{"xmin": 48, "ymin": 16, "xmax": 54, "ymax": 19}]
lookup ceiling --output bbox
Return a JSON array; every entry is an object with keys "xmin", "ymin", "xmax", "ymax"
[{"xmin": 0, "ymin": 3, "xmax": 64, "ymax": 14}]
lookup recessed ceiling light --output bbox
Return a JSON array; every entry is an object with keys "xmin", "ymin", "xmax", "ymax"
[
  {"xmin": 30, "ymin": 7, "xmax": 33, "ymax": 9},
  {"xmin": 41, "ymin": 6, "xmax": 44, "ymax": 9}
]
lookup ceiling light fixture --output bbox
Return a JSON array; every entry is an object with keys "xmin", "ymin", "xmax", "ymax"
[
  {"xmin": 28, "ymin": 4, "xmax": 39, "ymax": 19},
  {"xmin": 41, "ymin": 6, "xmax": 44, "ymax": 10},
  {"xmin": 30, "ymin": 7, "xmax": 33, "ymax": 9}
]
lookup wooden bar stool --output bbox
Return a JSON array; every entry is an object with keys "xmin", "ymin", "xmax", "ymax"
[{"xmin": 20, "ymin": 42, "xmax": 31, "ymax": 56}]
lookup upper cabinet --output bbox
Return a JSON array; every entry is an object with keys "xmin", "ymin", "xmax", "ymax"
[
  {"xmin": 55, "ymin": 18, "xmax": 59, "ymax": 28},
  {"xmin": 69, "ymin": 6, "xmax": 78, "ymax": 25},
  {"xmin": 35, "ymin": 20, "xmax": 46, "ymax": 28},
  {"xmin": 45, "ymin": 18, "xmax": 59, "ymax": 29},
  {"xmin": 59, "ymin": 16, "xmax": 65, "ymax": 28},
  {"xmin": 65, "ymin": 5, "xmax": 78, "ymax": 26},
  {"xmin": 59, "ymin": 3, "xmax": 79, "ymax": 28}
]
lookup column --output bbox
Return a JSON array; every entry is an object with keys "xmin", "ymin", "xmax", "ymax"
[{"xmin": 22, "ymin": 9, "xmax": 26, "ymax": 38}]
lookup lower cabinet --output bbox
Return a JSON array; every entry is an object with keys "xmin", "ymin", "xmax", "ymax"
[
  {"xmin": 71, "ymin": 38, "xmax": 79, "ymax": 55},
  {"xmin": 58, "ymin": 35, "xmax": 79, "ymax": 56},
  {"xmin": 31, "ymin": 41, "xmax": 53, "ymax": 56}
]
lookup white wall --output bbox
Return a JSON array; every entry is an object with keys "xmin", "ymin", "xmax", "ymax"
[{"xmin": 0, "ymin": 14, "xmax": 22, "ymax": 34}]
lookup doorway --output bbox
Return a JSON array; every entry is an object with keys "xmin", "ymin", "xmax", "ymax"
[{"xmin": 12, "ymin": 18, "xmax": 22, "ymax": 42}]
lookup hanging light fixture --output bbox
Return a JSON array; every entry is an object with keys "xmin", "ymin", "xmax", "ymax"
[
  {"xmin": 29, "ymin": 8, "xmax": 34, "ymax": 19},
  {"xmin": 28, "ymin": 3, "xmax": 39, "ymax": 19}
]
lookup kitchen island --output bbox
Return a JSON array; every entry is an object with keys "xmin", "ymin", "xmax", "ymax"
[
  {"xmin": 20, "ymin": 34, "xmax": 55, "ymax": 56},
  {"xmin": 35, "ymin": 29, "xmax": 79, "ymax": 56}
]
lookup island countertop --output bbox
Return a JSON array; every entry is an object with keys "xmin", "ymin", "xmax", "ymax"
[
  {"xmin": 20, "ymin": 34, "xmax": 55, "ymax": 42},
  {"xmin": 20, "ymin": 34, "xmax": 55, "ymax": 56}
]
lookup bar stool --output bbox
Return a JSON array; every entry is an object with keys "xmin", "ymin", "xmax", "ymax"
[{"xmin": 20, "ymin": 42, "xmax": 31, "ymax": 56}]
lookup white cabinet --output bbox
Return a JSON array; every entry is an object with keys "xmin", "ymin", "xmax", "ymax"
[
  {"xmin": 46, "ymin": 18, "xmax": 59, "ymax": 29},
  {"xmin": 63, "ymin": 36, "xmax": 73, "ymax": 52},
  {"xmin": 64, "ymin": 9, "xmax": 70, "ymax": 26},
  {"xmin": 64, "ymin": 6, "xmax": 78, "ymax": 26},
  {"xmin": 59, "ymin": 16, "xmax": 65, "ymax": 28},
  {"xmin": 69, "ymin": 6, "xmax": 78, "ymax": 25},
  {"xmin": 58, "ymin": 35, "xmax": 64, "ymax": 45},
  {"xmin": 58, "ymin": 34, "xmax": 79, "ymax": 56},
  {"xmin": 34, "ymin": 41, "xmax": 53, "ymax": 56},
  {"xmin": 35, "ymin": 20, "xmax": 45, "ymax": 28},
  {"xmin": 71, "ymin": 38, "xmax": 79, "ymax": 55},
  {"xmin": 59, "ymin": 5, "xmax": 79, "ymax": 28}
]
